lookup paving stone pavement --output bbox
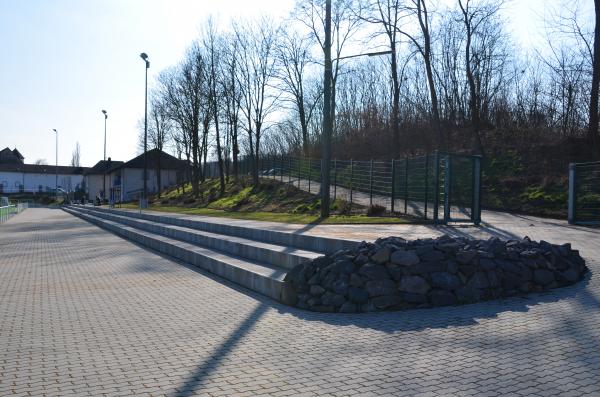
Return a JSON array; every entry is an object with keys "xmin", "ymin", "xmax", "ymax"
[{"xmin": 1, "ymin": 208, "xmax": 599, "ymax": 397}]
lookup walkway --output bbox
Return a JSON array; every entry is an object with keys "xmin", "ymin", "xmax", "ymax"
[{"xmin": 1, "ymin": 208, "xmax": 599, "ymax": 396}]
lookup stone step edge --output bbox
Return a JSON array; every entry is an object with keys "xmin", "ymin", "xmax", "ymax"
[
  {"xmin": 67, "ymin": 205, "xmax": 320, "ymax": 270},
  {"xmin": 64, "ymin": 207, "xmax": 286, "ymax": 301},
  {"xmin": 71, "ymin": 205, "xmax": 358, "ymax": 254}
]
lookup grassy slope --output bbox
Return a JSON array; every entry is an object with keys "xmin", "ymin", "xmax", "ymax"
[{"xmin": 125, "ymin": 177, "xmax": 417, "ymax": 225}]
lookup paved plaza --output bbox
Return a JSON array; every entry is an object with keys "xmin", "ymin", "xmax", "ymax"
[{"xmin": 1, "ymin": 208, "xmax": 599, "ymax": 396}]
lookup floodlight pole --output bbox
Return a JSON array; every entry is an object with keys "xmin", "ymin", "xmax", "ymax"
[
  {"xmin": 102, "ymin": 110, "xmax": 107, "ymax": 201},
  {"xmin": 52, "ymin": 129, "xmax": 58, "ymax": 202},
  {"xmin": 140, "ymin": 52, "xmax": 150, "ymax": 207}
]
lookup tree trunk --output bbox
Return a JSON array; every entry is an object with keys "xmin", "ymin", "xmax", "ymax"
[{"xmin": 390, "ymin": 40, "xmax": 400, "ymax": 155}]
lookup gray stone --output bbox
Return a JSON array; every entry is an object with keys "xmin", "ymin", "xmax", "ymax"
[
  {"xmin": 332, "ymin": 279, "xmax": 349, "ymax": 296},
  {"xmin": 280, "ymin": 283, "xmax": 298, "ymax": 306},
  {"xmin": 371, "ymin": 246, "xmax": 391, "ymax": 264},
  {"xmin": 321, "ymin": 292, "xmax": 346, "ymax": 307},
  {"xmin": 390, "ymin": 250, "xmax": 420, "ymax": 267},
  {"xmin": 402, "ymin": 292, "xmax": 428, "ymax": 304},
  {"xmin": 534, "ymin": 269, "xmax": 555, "ymax": 286},
  {"xmin": 358, "ymin": 263, "xmax": 390, "ymax": 280},
  {"xmin": 386, "ymin": 264, "xmax": 403, "ymax": 281},
  {"xmin": 420, "ymin": 250, "xmax": 445, "ymax": 262},
  {"xmin": 416, "ymin": 244, "xmax": 434, "ymax": 256},
  {"xmin": 310, "ymin": 285, "xmax": 326, "ymax": 296},
  {"xmin": 467, "ymin": 272, "xmax": 490, "ymax": 289},
  {"xmin": 456, "ymin": 250, "xmax": 478, "ymax": 265},
  {"xmin": 366, "ymin": 279, "xmax": 398, "ymax": 297},
  {"xmin": 348, "ymin": 287, "xmax": 369, "ymax": 304},
  {"xmin": 371, "ymin": 295, "xmax": 403, "ymax": 309},
  {"xmin": 349, "ymin": 273, "xmax": 365, "ymax": 287},
  {"xmin": 333, "ymin": 259, "xmax": 355, "ymax": 274},
  {"xmin": 338, "ymin": 301, "xmax": 358, "ymax": 313},
  {"xmin": 479, "ymin": 258, "xmax": 496, "ymax": 271},
  {"xmin": 398, "ymin": 276, "xmax": 430, "ymax": 295},
  {"xmin": 429, "ymin": 290, "xmax": 457, "ymax": 306},
  {"xmin": 430, "ymin": 272, "xmax": 461, "ymax": 291}
]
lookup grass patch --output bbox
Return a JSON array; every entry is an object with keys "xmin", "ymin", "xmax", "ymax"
[{"xmin": 121, "ymin": 176, "xmax": 421, "ymax": 225}]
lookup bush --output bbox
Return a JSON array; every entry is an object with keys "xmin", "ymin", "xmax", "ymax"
[{"xmin": 367, "ymin": 204, "xmax": 386, "ymax": 217}]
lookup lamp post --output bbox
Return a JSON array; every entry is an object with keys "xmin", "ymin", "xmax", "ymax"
[
  {"xmin": 52, "ymin": 129, "xmax": 58, "ymax": 202},
  {"xmin": 140, "ymin": 52, "xmax": 150, "ymax": 208},
  {"xmin": 102, "ymin": 110, "xmax": 107, "ymax": 202},
  {"xmin": 320, "ymin": 46, "xmax": 393, "ymax": 218}
]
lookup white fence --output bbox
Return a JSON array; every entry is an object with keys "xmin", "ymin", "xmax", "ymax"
[{"xmin": 0, "ymin": 202, "xmax": 29, "ymax": 223}]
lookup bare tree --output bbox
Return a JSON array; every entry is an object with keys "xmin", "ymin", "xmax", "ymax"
[
  {"xmin": 359, "ymin": 0, "xmax": 403, "ymax": 153},
  {"xmin": 70, "ymin": 142, "xmax": 81, "ymax": 167},
  {"xmin": 35, "ymin": 159, "xmax": 47, "ymax": 165},
  {"xmin": 234, "ymin": 18, "xmax": 280, "ymax": 185},
  {"xmin": 275, "ymin": 30, "xmax": 320, "ymax": 157},
  {"xmin": 458, "ymin": 0, "xmax": 505, "ymax": 155}
]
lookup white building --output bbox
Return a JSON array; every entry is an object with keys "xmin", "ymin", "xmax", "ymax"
[
  {"xmin": 85, "ymin": 149, "xmax": 185, "ymax": 202},
  {"xmin": 0, "ymin": 147, "xmax": 87, "ymax": 194}
]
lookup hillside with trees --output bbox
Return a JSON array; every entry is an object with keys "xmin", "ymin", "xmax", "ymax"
[{"xmin": 140, "ymin": 0, "xmax": 600, "ymax": 218}]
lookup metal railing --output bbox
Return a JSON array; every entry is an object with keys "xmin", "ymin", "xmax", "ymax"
[
  {"xmin": 0, "ymin": 202, "xmax": 29, "ymax": 223},
  {"xmin": 568, "ymin": 161, "xmax": 600, "ymax": 225},
  {"xmin": 238, "ymin": 152, "xmax": 482, "ymax": 224}
]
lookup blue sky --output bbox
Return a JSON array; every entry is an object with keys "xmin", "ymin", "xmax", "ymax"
[{"xmin": 0, "ymin": 0, "xmax": 574, "ymax": 167}]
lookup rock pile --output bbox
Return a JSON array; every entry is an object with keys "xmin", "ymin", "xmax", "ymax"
[{"xmin": 281, "ymin": 235, "xmax": 588, "ymax": 313}]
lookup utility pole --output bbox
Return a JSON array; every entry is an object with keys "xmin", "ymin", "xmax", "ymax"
[
  {"xmin": 102, "ymin": 110, "xmax": 107, "ymax": 201},
  {"xmin": 140, "ymin": 53, "xmax": 150, "ymax": 208},
  {"xmin": 321, "ymin": 0, "xmax": 332, "ymax": 218},
  {"xmin": 52, "ymin": 129, "xmax": 58, "ymax": 202}
]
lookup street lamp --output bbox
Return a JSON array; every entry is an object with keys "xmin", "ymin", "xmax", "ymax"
[
  {"xmin": 320, "ymin": 46, "xmax": 393, "ymax": 218},
  {"xmin": 51, "ymin": 129, "xmax": 58, "ymax": 202},
  {"xmin": 140, "ymin": 52, "xmax": 150, "ymax": 208},
  {"xmin": 102, "ymin": 110, "xmax": 107, "ymax": 202}
]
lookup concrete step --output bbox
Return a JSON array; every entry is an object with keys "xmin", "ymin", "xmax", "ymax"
[
  {"xmin": 64, "ymin": 207, "xmax": 285, "ymax": 301},
  {"xmin": 68, "ymin": 205, "xmax": 357, "ymax": 253},
  {"xmin": 68, "ymin": 205, "xmax": 320, "ymax": 270}
]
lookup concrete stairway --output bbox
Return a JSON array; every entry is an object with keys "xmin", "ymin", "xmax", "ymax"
[{"xmin": 63, "ymin": 205, "xmax": 357, "ymax": 302}]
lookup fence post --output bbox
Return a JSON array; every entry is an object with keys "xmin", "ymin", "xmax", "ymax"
[
  {"xmin": 298, "ymin": 157, "xmax": 302, "ymax": 188},
  {"xmin": 472, "ymin": 155, "xmax": 482, "ymax": 225},
  {"xmin": 444, "ymin": 154, "xmax": 451, "ymax": 224},
  {"xmin": 433, "ymin": 151, "xmax": 440, "ymax": 223},
  {"xmin": 308, "ymin": 157, "xmax": 311, "ymax": 193},
  {"xmin": 350, "ymin": 159, "xmax": 354, "ymax": 207},
  {"xmin": 333, "ymin": 159, "xmax": 337, "ymax": 200},
  {"xmin": 391, "ymin": 159, "xmax": 396, "ymax": 213},
  {"xmin": 288, "ymin": 158, "xmax": 292, "ymax": 185},
  {"xmin": 404, "ymin": 156, "xmax": 409, "ymax": 214},
  {"xmin": 280, "ymin": 155, "xmax": 284, "ymax": 182},
  {"xmin": 369, "ymin": 159, "xmax": 374, "ymax": 206},
  {"xmin": 424, "ymin": 154, "xmax": 429, "ymax": 220},
  {"xmin": 568, "ymin": 163, "xmax": 577, "ymax": 224}
]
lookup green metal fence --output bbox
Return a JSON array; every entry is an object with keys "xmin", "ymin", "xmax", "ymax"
[
  {"xmin": 241, "ymin": 152, "xmax": 481, "ymax": 224},
  {"xmin": 568, "ymin": 161, "xmax": 600, "ymax": 225}
]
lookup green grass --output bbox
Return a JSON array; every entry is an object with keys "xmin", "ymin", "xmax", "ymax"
[
  {"xmin": 120, "ymin": 203, "xmax": 416, "ymax": 225},
  {"xmin": 127, "ymin": 177, "xmax": 422, "ymax": 225}
]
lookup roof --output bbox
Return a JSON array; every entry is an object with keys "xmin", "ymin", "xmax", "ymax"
[
  {"xmin": 114, "ymin": 149, "xmax": 186, "ymax": 171},
  {"xmin": 0, "ymin": 163, "xmax": 90, "ymax": 175},
  {"xmin": 11, "ymin": 148, "xmax": 24, "ymax": 160},
  {"xmin": 84, "ymin": 160, "xmax": 125, "ymax": 175}
]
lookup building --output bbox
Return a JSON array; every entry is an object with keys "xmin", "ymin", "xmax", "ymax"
[
  {"xmin": 0, "ymin": 147, "xmax": 88, "ymax": 194},
  {"xmin": 85, "ymin": 149, "xmax": 186, "ymax": 202}
]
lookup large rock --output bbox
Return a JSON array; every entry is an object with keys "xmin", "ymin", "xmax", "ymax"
[
  {"xmin": 390, "ymin": 250, "xmax": 420, "ymax": 266},
  {"xmin": 456, "ymin": 250, "xmax": 478, "ymax": 265},
  {"xmin": 348, "ymin": 287, "xmax": 369, "ymax": 304},
  {"xmin": 398, "ymin": 275, "xmax": 430, "ymax": 295},
  {"xmin": 321, "ymin": 291, "xmax": 346, "ymax": 307},
  {"xmin": 366, "ymin": 279, "xmax": 398, "ymax": 297},
  {"xmin": 534, "ymin": 269, "xmax": 555, "ymax": 286},
  {"xmin": 430, "ymin": 272, "xmax": 461, "ymax": 291},
  {"xmin": 420, "ymin": 250, "xmax": 445, "ymax": 262},
  {"xmin": 429, "ymin": 290, "xmax": 457, "ymax": 306},
  {"xmin": 370, "ymin": 246, "xmax": 392, "ymax": 264},
  {"xmin": 338, "ymin": 301, "xmax": 358, "ymax": 313},
  {"xmin": 372, "ymin": 295, "xmax": 403, "ymax": 309},
  {"xmin": 358, "ymin": 263, "xmax": 390, "ymax": 280}
]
